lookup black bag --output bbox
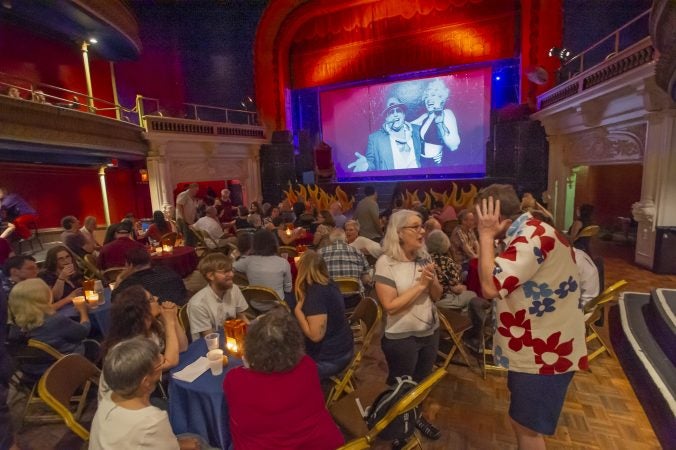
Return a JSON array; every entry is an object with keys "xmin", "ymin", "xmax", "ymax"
[{"xmin": 365, "ymin": 376, "xmax": 419, "ymax": 440}]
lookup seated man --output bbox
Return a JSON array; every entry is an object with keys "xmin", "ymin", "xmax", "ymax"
[
  {"xmin": 0, "ymin": 187, "xmax": 38, "ymax": 241},
  {"xmin": 192, "ymin": 206, "xmax": 227, "ymax": 248},
  {"xmin": 60, "ymin": 216, "xmax": 94, "ymax": 258},
  {"xmin": 344, "ymin": 219, "xmax": 383, "ymax": 259},
  {"xmin": 90, "ymin": 337, "xmax": 206, "ymax": 450},
  {"xmin": 98, "ymin": 221, "xmax": 145, "ymax": 270},
  {"xmin": 187, "ymin": 253, "xmax": 249, "ymax": 340},
  {"xmin": 112, "ymin": 247, "xmax": 188, "ymax": 306},
  {"xmin": 1, "ymin": 255, "xmax": 38, "ymax": 297},
  {"xmin": 318, "ymin": 228, "xmax": 371, "ymax": 308},
  {"xmin": 449, "ymin": 209, "xmax": 479, "ymax": 269}
]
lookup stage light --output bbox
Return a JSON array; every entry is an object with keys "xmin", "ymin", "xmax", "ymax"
[
  {"xmin": 495, "ymin": 76, "xmax": 501, "ymax": 81},
  {"xmin": 88, "ymin": 37, "xmax": 98, "ymax": 44},
  {"xmin": 548, "ymin": 47, "xmax": 571, "ymax": 62}
]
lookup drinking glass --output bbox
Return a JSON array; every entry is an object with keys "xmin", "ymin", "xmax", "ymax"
[{"xmin": 207, "ymin": 349, "xmax": 224, "ymax": 375}]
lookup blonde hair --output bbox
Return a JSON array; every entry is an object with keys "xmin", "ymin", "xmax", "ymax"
[
  {"xmin": 294, "ymin": 250, "xmax": 330, "ymax": 305},
  {"xmin": 382, "ymin": 209, "xmax": 429, "ymax": 262},
  {"xmin": 9, "ymin": 278, "xmax": 53, "ymax": 331}
]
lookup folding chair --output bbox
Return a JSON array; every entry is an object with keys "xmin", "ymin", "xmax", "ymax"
[
  {"xmin": 233, "ymin": 271, "xmax": 249, "ymax": 287},
  {"xmin": 17, "ymin": 219, "xmax": 43, "ymax": 254},
  {"xmin": 190, "ymin": 227, "xmax": 215, "ymax": 258},
  {"xmin": 326, "ymin": 297, "xmax": 382, "ymax": 407},
  {"xmin": 573, "ymin": 225, "xmax": 600, "ymax": 242},
  {"xmin": 584, "ymin": 279, "xmax": 628, "ymax": 361},
  {"xmin": 330, "ymin": 368, "xmax": 447, "ymax": 447},
  {"xmin": 240, "ymin": 285, "xmax": 289, "ymax": 316},
  {"xmin": 80, "ymin": 254, "xmax": 103, "ymax": 280},
  {"xmin": 436, "ymin": 308, "xmax": 473, "ymax": 370},
  {"xmin": 178, "ymin": 304, "xmax": 192, "ymax": 343},
  {"xmin": 102, "ymin": 267, "xmax": 125, "ymax": 285},
  {"xmin": 334, "ymin": 276, "xmax": 363, "ymax": 316},
  {"xmin": 278, "ymin": 245, "xmax": 298, "ymax": 258},
  {"xmin": 160, "ymin": 232, "xmax": 178, "ymax": 247},
  {"xmin": 38, "ymin": 353, "xmax": 101, "ymax": 441}
]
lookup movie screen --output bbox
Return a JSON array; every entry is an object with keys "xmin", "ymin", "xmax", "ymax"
[{"xmin": 320, "ymin": 67, "xmax": 491, "ymax": 181}]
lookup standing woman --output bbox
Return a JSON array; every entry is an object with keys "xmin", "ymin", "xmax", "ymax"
[
  {"xmin": 38, "ymin": 245, "xmax": 83, "ymax": 310},
  {"xmin": 374, "ymin": 209, "xmax": 443, "ymax": 442},
  {"xmin": 294, "ymin": 251, "xmax": 353, "ymax": 381}
]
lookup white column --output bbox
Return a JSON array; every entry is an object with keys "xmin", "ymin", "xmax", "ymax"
[
  {"xmin": 544, "ymin": 134, "xmax": 569, "ymax": 229},
  {"xmin": 98, "ymin": 166, "xmax": 111, "ymax": 226},
  {"xmin": 147, "ymin": 156, "xmax": 173, "ymax": 212}
]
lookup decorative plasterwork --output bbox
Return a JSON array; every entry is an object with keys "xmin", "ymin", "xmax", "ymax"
[
  {"xmin": 170, "ymin": 158, "xmax": 247, "ymax": 184},
  {"xmin": 632, "ymin": 198, "xmax": 656, "ymax": 224},
  {"xmin": 563, "ymin": 123, "xmax": 646, "ymax": 166}
]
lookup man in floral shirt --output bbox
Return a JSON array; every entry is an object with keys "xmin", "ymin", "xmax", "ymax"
[{"xmin": 475, "ymin": 184, "xmax": 587, "ymax": 449}]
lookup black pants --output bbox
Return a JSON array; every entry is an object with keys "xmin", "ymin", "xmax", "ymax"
[{"xmin": 381, "ymin": 329, "xmax": 440, "ymax": 384}]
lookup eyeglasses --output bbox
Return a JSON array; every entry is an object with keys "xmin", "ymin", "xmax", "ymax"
[
  {"xmin": 388, "ymin": 107, "xmax": 404, "ymax": 115},
  {"xmin": 401, "ymin": 224, "xmax": 424, "ymax": 232},
  {"xmin": 214, "ymin": 269, "xmax": 233, "ymax": 275}
]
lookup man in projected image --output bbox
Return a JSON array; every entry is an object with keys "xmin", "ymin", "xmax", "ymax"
[
  {"xmin": 412, "ymin": 78, "xmax": 460, "ymax": 167},
  {"xmin": 347, "ymin": 97, "xmax": 422, "ymax": 172}
]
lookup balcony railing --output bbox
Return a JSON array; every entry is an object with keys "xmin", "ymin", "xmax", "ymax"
[{"xmin": 537, "ymin": 10, "xmax": 654, "ymax": 110}]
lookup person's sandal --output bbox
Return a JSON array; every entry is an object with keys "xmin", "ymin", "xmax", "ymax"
[{"xmin": 416, "ymin": 416, "xmax": 441, "ymax": 440}]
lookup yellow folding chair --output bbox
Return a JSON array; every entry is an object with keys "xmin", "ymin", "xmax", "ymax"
[
  {"xmin": 584, "ymin": 279, "xmax": 628, "ymax": 361},
  {"xmin": 177, "ymin": 304, "xmax": 192, "ymax": 343},
  {"xmin": 240, "ymin": 285, "xmax": 289, "ymax": 316}
]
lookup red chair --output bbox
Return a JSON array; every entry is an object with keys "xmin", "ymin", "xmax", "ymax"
[{"xmin": 314, "ymin": 142, "xmax": 335, "ymax": 183}]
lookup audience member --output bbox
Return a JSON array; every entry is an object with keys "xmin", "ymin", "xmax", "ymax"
[
  {"xmin": 329, "ymin": 201, "xmax": 347, "ymax": 229},
  {"xmin": 1, "ymin": 255, "xmax": 38, "ymax": 297},
  {"xmin": 0, "ymin": 286, "xmax": 17, "ymax": 450},
  {"xmin": 246, "ymin": 212, "xmax": 262, "ymax": 230},
  {"xmin": 354, "ymin": 186, "xmax": 382, "ymax": 241},
  {"xmin": 223, "ymin": 309, "xmax": 344, "ymax": 449},
  {"xmin": 0, "ymin": 238, "xmax": 14, "ymax": 265},
  {"xmin": 102, "ymin": 285, "xmax": 187, "ymax": 374},
  {"xmin": 449, "ymin": 209, "xmax": 479, "ymax": 268},
  {"xmin": 193, "ymin": 206, "xmax": 227, "ymax": 248},
  {"xmin": 275, "ymin": 217, "xmax": 306, "ymax": 246},
  {"xmin": 5, "ymin": 86, "xmax": 22, "ymax": 99},
  {"xmin": 112, "ymin": 247, "xmax": 188, "ymax": 305},
  {"xmin": 475, "ymin": 184, "xmax": 587, "ymax": 449},
  {"xmin": 294, "ymin": 251, "xmax": 354, "ymax": 380},
  {"xmin": 433, "ymin": 202, "xmax": 458, "ymax": 225},
  {"xmin": 146, "ymin": 210, "xmax": 173, "ymax": 244},
  {"xmin": 234, "ymin": 206, "xmax": 251, "ymax": 230},
  {"xmin": 374, "ymin": 209, "xmax": 442, "ymax": 442},
  {"xmin": 31, "ymin": 90, "xmax": 47, "ymax": 104},
  {"xmin": 8, "ymin": 278, "xmax": 90, "ymax": 377},
  {"xmin": 344, "ymin": 219, "xmax": 383, "ymax": 258},
  {"xmin": 217, "ymin": 189, "xmax": 234, "ymax": 222},
  {"xmin": 574, "ymin": 248, "xmax": 600, "ymax": 308},
  {"xmin": 234, "ymin": 231, "xmax": 254, "ymax": 260},
  {"xmin": 38, "ymin": 245, "xmax": 83, "ymax": 309},
  {"xmin": 176, "ymin": 183, "xmax": 199, "ymax": 247},
  {"xmin": 0, "ymin": 187, "xmax": 38, "ymax": 240},
  {"xmin": 91, "ymin": 337, "xmax": 206, "ymax": 450},
  {"xmin": 98, "ymin": 221, "xmax": 146, "ymax": 270},
  {"xmin": 569, "ymin": 204, "xmax": 595, "ymax": 254},
  {"xmin": 424, "ymin": 217, "xmax": 442, "ymax": 238},
  {"xmin": 313, "ymin": 210, "xmax": 335, "ymax": 249},
  {"xmin": 521, "ymin": 192, "xmax": 554, "ymax": 223},
  {"xmin": 80, "ymin": 215, "xmax": 102, "ymax": 252},
  {"xmin": 60, "ymin": 215, "xmax": 94, "ymax": 257},
  {"xmin": 233, "ymin": 229, "xmax": 292, "ymax": 307},
  {"xmin": 187, "ymin": 253, "xmax": 249, "ymax": 340},
  {"xmin": 318, "ymin": 228, "xmax": 371, "ymax": 307}
]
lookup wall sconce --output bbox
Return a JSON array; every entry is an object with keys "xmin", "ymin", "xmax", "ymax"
[{"xmin": 139, "ymin": 169, "xmax": 149, "ymax": 183}]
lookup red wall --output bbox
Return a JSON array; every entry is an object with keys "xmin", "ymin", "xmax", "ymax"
[{"xmin": 0, "ymin": 163, "xmax": 151, "ymax": 228}]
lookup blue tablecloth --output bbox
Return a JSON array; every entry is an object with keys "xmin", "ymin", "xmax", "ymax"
[
  {"xmin": 169, "ymin": 333, "xmax": 242, "ymax": 450},
  {"xmin": 57, "ymin": 288, "xmax": 112, "ymax": 335}
]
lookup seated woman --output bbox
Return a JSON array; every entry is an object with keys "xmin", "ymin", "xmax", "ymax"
[
  {"xmin": 8, "ymin": 278, "xmax": 91, "ymax": 377},
  {"xmin": 275, "ymin": 217, "xmax": 306, "ymax": 246},
  {"xmin": 312, "ymin": 210, "xmax": 335, "ymax": 249},
  {"xmin": 234, "ymin": 206, "xmax": 251, "ymax": 230},
  {"xmin": 146, "ymin": 210, "xmax": 173, "ymax": 244},
  {"xmin": 233, "ymin": 229, "xmax": 292, "ymax": 309},
  {"xmin": 38, "ymin": 245, "xmax": 83, "ymax": 310},
  {"xmin": 569, "ymin": 203, "xmax": 595, "ymax": 254},
  {"xmin": 91, "ymin": 337, "xmax": 210, "ymax": 450},
  {"xmin": 101, "ymin": 285, "xmax": 187, "ymax": 372},
  {"xmin": 293, "ymin": 251, "xmax": 353, "ymax": 380},
  {"xmin": 223, "ymin": 308, "xmax": 344, "ymax": 449}
]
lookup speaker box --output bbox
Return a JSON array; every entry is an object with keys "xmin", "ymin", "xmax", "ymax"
[
  {"xmin": 260, "ymin": 143, "xmax": 296, "ymax": 205},
  {"xmin": 492, "ymin": 120, "xmax": 548, "ymax": 194}
]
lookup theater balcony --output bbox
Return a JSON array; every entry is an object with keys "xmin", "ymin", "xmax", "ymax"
[{"xmin": 531, "ymin": 8, "xmax": 676, "ymax": 273}]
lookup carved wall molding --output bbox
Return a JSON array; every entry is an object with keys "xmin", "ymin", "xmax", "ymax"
[{"xmin": 563, "ymin": 123, "xmax": 646, "ymax": 166}]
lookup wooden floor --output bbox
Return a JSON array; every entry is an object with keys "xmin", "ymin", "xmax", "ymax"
[{"xmin": 13, "ymin": 239, "xmax": 672, "ymax": 449}]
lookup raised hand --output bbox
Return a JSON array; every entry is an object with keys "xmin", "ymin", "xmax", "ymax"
[
  {"xmin": 347, "ymin": 152, "xmax": 368, "ymax": 172},
  {"xmin": 475, "ymin": 196, "xmax": 512, "ymax": 240}
]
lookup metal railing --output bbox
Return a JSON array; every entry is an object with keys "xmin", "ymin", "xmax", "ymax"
[{"xmin": 135, "ymin": 96, "xmax": 259, "ymax": 127}]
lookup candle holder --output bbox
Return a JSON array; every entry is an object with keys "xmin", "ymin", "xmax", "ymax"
[
  {"xmin": 223, "ymin": 319, "xmax": 247, "ymax": 358},
  {"xmin": 162, "ymin": 244, "xmax": 173, "ymax": 254}
]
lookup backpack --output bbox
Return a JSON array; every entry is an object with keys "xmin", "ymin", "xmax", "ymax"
[{"xmin": 365, "ymin": 375, "xmax": 419, "ymax": 440}]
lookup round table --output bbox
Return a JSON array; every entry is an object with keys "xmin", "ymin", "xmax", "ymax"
[
  {"xmin": 169, "ymin": 333, "xmax": 242, "ymax": 450},
  {"xmin": 57, "ymin": 288, "xmax": 113, "ymax": 336},
  {"xmin": 151, "ymin": 246, "xmax": 198, "ymax": 278}
]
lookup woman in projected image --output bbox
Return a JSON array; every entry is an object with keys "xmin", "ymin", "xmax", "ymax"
[{"xmin": 412, "ymin": 78, "xmax": 460, "ymax": 168}]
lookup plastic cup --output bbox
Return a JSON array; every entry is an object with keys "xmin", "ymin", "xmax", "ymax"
[
  {"xmin": 204, "ymin": 333, "xmax": 219, "ymax": 351},
  {"xmin": 207, "ymin": 349, "xmax": 224, "ymax": 375}
]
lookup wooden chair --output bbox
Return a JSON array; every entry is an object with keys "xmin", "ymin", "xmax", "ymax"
[
  {"xmin": 278, "ymin": 245, "xmax": 298, "ymax": 258},
  {"xmin": 178, "ymin": 304, "xmax": 192, "ymax": 343},
  {"xmin": 233, "ymin": 271, "xmax": 249, "ymax": 287},
  {"xmin": 436, "ymin": 308, "xmax": 473, "ymax": 370},
  {"xmin": 584, "ymin": 279, "xmax": 628, "ymax": 361},
  {"xmin": 38, "ymin": 353, "xmax": 101, "ymax": 441},
  {"xmin": 240, "ymin": 285, "xmax": 289, "ymax": 316},
  {"xmin": 102, "ymin": 267, "xmax": 125, "ymax": 285},
  {"xmin": 326, "ymin": 297, "xmax": 382, "ymax": 407},
  {"xmin": 160, "ymin": 232, "xmax": 178, "ymax": 247},
  {"xmin": 330, "ymin": 368, "xmax": 447, "ymax": 447}
]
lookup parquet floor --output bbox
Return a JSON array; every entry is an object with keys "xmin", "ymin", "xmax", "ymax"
[{"xmin": 13, "ymin": 240, "xmax": 671, "ymax": 449}]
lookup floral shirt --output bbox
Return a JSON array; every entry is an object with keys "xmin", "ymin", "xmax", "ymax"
[
  {"xmin": 491, "ymin": 213, "xmax": 587, "ymax": 375},
  {"xmin": 430, "ymin": 253, "xmax": 462, "ymax": 296}
]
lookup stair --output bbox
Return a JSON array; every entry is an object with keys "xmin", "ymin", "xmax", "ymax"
[{"xmin": 610, "ymin": 289, "xmax": 676, "ymax": 448}]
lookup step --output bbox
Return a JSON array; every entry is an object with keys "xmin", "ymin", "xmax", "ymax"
[
  {"xmin": 647, "ymin": 288, "xmax": 676, "ymax": 365},
  {"xmin": 611, "ymin": 292, "xmax": 676, "ymax": 448}
]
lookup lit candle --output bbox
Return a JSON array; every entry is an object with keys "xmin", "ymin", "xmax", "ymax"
[
  {"xmin": 162, "ymin": 244, "xmax": 173, "ymax": 253},
  {"xmin": 226, "ymin": 337, "xmax": 237, "ymax": 354},
  {"xmin": 155, "ymin": 246, "xmax": 163, "ymax": 255},
  {"xmin": 72, "ymin": 295, "xmax": 86, "ymax": 306},
  {"xmin": 86, "ymin": 294, "xmax": 99, "ymax": 308},
  {"xmin": 84, "ymin": 290, "xmax": 95, "ymax": 300}
]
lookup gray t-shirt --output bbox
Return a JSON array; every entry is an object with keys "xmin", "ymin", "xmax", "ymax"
[
  {"xmin": 233, "ymin": 255, "xmax": 292, "ymax": 300},
  {"xmin": 187, "ymin": 284, "xmax": 248, "ymax": 340}
]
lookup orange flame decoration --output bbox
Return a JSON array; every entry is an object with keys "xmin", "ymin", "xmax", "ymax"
[
  {"xmin": 283, "ymin": 185, "xmax": 355, "ymax": 213},
  {"xmin": 399, "ymin": 183, "xmax": 478, "ymax": 211}
]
